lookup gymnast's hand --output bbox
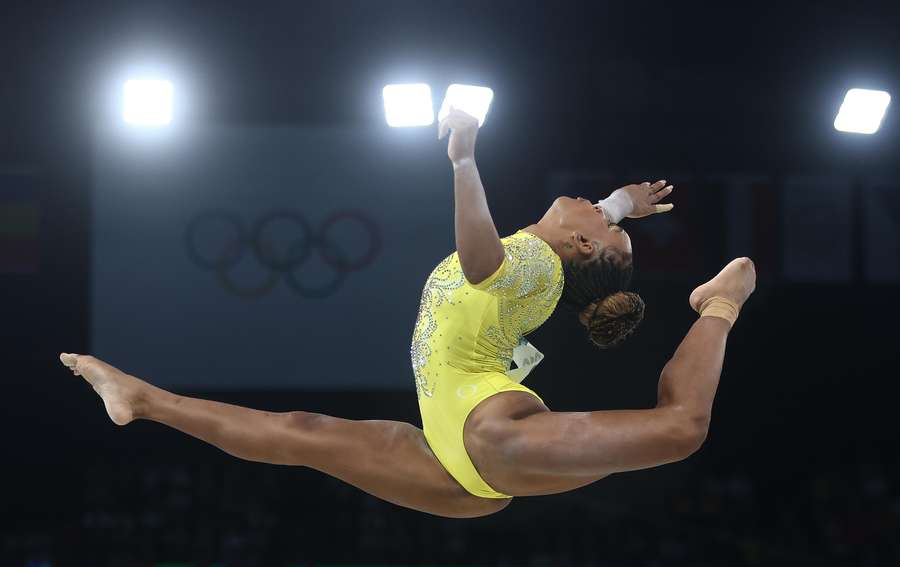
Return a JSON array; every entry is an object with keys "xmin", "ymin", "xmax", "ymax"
[
  {"xmin": 596, "ymin": 180, "xmax": 674, "ymax": 223},
  {"xmin": 623, "ymin": 180, "xmax": 674, "ymax": 218},
  {"xmin": 438, "ymin": 107, "xmax": 479, "ymax": 165}
]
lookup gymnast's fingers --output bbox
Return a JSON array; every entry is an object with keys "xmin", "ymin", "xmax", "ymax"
[
  {"xmin": 438, "ymin": 116, "xmax": 451, "ymax": 139},
  {"xmin": 653, "ymin": 203, "xmax": 674, "ymax": 214},
  {"xmin": 654, "ymin": 185, "xmax": 674, "ymax": 201}
]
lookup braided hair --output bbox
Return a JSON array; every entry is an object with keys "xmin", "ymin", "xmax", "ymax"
[{"xmin": 558, "ymin": 246, "xmax": 644, "ymax": 349}]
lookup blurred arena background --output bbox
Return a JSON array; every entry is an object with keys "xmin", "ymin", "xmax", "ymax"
[{"xmin": 2, "ymin": 1, "xmax": 899, "ymax": 566}]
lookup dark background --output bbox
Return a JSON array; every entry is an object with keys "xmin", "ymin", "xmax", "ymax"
[{"xmin": 3, "ymin": 1, "xmax": 899, "ymax": 566}]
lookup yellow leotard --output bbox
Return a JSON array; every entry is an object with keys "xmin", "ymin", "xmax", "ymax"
[{"xmin": 410, "ymin": 230, "xmax": 564, "ymax": 498}]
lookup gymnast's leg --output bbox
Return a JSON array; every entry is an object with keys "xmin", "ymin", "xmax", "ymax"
[
  {"xmin": 58, "ymin": 354, "xmax": 509, "ymax": 518},
  {"xmin": 465, "ymin": 257, "xmax": 756, "ymax": 496}
]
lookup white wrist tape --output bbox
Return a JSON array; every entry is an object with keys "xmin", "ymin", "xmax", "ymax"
[{"xmin": 596, "ymin": 189, "xmax": 634, "ymax": 224}]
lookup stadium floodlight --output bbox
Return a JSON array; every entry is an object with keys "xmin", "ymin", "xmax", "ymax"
[
  {"xmin": 437, "ymin": 84, "xmax": 494, "ymax": 127},
  {"xmin": 382, "ymin": 83, "xmax": 434, "ymax": 127},
  {"xmin": 834, "ymin": 88, "xmax": 891, "ymax": 134},
  {"xmin": 123, "ymin": 79, "xmax": 173, "ymax": 126}
]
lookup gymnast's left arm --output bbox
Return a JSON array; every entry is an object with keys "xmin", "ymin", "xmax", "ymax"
[{"xmin": 438, "ymin": 108, "xmax": 505, "ymax": 285}]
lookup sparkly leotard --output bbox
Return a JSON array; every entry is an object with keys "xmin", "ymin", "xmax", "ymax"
[{"xmin": 410, "ymin": 230, "xmax": 564, "ymax": 498}]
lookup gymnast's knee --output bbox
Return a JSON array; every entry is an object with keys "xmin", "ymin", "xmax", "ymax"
[{"xmin": 665, "ymin": 409, "xmax": 710, "ymax": 460}]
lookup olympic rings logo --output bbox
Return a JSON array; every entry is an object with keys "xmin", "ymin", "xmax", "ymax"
[{"xmin": 185, "ymin": 209, "xmax": 382, "ymax": 298}]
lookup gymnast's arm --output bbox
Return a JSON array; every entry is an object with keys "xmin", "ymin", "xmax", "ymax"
[{"xmin": 438, "ymin": 108, "xmax": 505, "ymax": 285}]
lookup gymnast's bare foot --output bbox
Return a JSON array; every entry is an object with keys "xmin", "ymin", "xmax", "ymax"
[
  {"xmin": 59, "ymin": 353, "xmax": 147, "ymax": 426},
  {"xmin": 689, "ymin": 257, "xmax": 756, "ymax": 314}
]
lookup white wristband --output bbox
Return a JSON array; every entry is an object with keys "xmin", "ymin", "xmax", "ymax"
[{"xmin": 596, "ymin": 189, "xmax": 634, "ymax": 224}]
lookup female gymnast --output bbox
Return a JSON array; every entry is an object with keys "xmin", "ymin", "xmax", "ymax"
[{"xmin": 60, "ymin": 108, "xmax": 755, "ymax": 519}]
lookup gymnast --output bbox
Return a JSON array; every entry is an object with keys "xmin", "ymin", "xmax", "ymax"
[{"xmin": 60, "ymin": 108, "xmax": 755, "ymax": 518}]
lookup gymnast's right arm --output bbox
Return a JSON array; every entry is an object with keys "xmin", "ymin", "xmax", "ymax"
[
  {"xmin": 595, "ymin": 181, "xmax": 675, "ymax": 223},
  {"xmin": 438, "ymin": 108, "xmax": 505, "ymax": 285}
]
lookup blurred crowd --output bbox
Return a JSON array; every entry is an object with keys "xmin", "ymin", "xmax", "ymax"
[{"xmin": 4, "ymin": 455, "xmax": 897, "ymax": 567}]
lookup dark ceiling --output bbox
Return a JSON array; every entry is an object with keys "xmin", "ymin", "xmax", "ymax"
[{"xmin": 2, "ymin": 0, "xmax": 899, "ymax": 171}]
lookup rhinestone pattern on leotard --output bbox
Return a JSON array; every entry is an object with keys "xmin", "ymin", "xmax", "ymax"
[
  {"xmin": 481, "ymin": 235, "xmax": 564, "ymax": 361},
  {"xmin": 410, "ymin": 254, "xmax": 467, "ymax": 398},
  {"xmin": 410, "ymin": 232, "xmax": 563, "ymax": 399}
]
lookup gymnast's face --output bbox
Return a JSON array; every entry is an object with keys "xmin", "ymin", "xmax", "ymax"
[{"xmin": 549, "ymin": 196, "xmax": 632, "ymax": 261}]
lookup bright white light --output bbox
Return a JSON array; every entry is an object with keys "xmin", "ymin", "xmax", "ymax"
[
  {"xmin": 123, "ymin": 79, "xmax": 173, "ymax": 126},
  {"xmin": 834, "ymin": 88, "xmax": 891, "ymax": 134},
  {"xmin": 382, "ymin": 84, "xmax": 434, "ymax": 127},
  {"xmin": 438, "ymin": 84, "xmax": 494, "ymax": 127}
]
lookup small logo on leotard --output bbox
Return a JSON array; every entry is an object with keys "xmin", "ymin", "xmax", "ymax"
[{"xmin": 456, "ymin": 384, "xmax": 479, "ymax": 399}]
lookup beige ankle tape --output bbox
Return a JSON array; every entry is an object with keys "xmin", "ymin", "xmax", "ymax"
[{"xmin": 698, "ymin": 296, "xmax": 739, "ymax": 327}]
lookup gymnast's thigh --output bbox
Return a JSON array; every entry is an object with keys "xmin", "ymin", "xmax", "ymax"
[{"xmin": 300, "ymin": 415, "xmax": 510, "ymax": 518}]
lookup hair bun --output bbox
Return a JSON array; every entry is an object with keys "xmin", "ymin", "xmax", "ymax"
[{"xmin": 581, "ymin": 291, "xmax": 645, "ymax": 348}]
